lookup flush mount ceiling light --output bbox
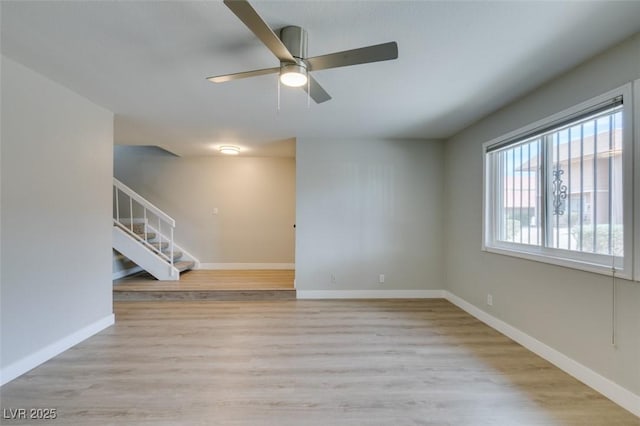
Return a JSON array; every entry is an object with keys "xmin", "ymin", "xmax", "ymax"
[
  {"xmin": 279, "ymin": 62, "xmax": 308, "ymax": 87},
  {"xmin": 219, "ymin": 146, "xmax": 240, "ymax": 155}
]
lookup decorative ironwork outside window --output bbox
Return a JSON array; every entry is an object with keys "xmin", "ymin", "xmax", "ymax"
[{"xmin": 552, "ymin": 168, "xmax": 567, "ymax": 216}]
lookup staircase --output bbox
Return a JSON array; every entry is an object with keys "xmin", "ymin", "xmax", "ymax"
[{"xmin": 113, "ymin": 178, "xmax": 197, "ymax": 281}]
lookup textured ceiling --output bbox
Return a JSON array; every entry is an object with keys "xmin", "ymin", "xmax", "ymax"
[{"xmin": 2, "ymin": 1, "xmax": 640, "ymax": 157}]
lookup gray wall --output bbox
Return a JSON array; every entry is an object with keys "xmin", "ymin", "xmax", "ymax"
[
  {"xmin": 444, "ymin": 34, "xmax": 640, "ymax": 394},
  {"xmin": 1, "ymin": 57, "xmax": 114, "ymax": 369},
  {"xmin": 296, "ymin": 138, "xmax": 444, "ymax": 291},
  {"xmin": 114, "ymin": 146, "xmax": 295, "ymax": 265}
]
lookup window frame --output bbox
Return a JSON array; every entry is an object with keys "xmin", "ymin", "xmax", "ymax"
[
  {"xmin": 482, "ymin": 83, "xmax": 634, "ymax": 279},
  {"xmin": 635, "ymin": 79, "xmax": 640, "ymax": 282}
]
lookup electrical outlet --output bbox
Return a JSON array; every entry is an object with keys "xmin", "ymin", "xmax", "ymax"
[
  {"xmin": 379, "ymin": 274, "xmax": 385, "ymax": 284},
  {"xmin": 487, "ymin": 294, "xmax": 493, "ymax": 306},
  {"xmin": 330, "ymin": 274, "xmax": 336, "ymax": 284}
]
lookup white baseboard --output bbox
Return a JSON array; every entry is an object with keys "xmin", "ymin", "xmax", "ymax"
[
  {"xmin": 0, "ymin": 314, "xmax": 115, "ymax": 386},
  {"xmin": 444, "ymin": 291, "xmax": 640, "ymax": 418},
  {"xmin": 197, "ymin": 263, "xmax": 295, "ymax": 270},
  {"xmin": 112, "ymin": 265, "xmax": 143, "ymax": 280},
  {"xmin": 297, "ymin": 290, "xmax": 445, "ymax": 299}
]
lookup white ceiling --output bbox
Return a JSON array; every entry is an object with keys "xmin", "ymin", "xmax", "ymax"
[{"xmin": 2, "ymin": 1, "xmax": 640, "ymax": 157}]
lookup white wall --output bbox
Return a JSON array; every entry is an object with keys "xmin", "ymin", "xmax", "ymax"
[
  {"xmin": 296, "ymin": 138, "xmax": 444, "ymax": 293},
  {"xmin": 444, "ymin": 33, "xmax": 640, "ymax": 396},
  {"xmin": 1, "ymin": 56, "xmax": 114, "ymax": 383},
  {"xmin": 114, "ymin": 146, "xmax": 295, "ymax": 266}
]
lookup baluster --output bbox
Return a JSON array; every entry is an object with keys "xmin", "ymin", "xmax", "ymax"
[
  {"xmin": 115, "ymin": 187, "xmax": 120, "ymax": 224},
  {"xmin": 129, "ymin": 196, "xmax": 133, "ymax": 233},
  {"xmin": 170, "ymin": 227, "xmax": 174, "ymax": 267},
  {"xmin": 158, "ymin": 218, "xmax": 162, "ymax": 257}
]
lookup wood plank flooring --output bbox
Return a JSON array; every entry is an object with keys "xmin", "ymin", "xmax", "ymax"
[
  {"xmin": 1, "ymin": 299, "xmax": 637, "ymax": 425},
  {"xmin": 113, "ymin": 269, "xmax": 295, "ymax": 301}
]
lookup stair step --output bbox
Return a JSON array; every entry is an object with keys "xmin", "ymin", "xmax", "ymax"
[
  {"xmin": 169, "ymin": 251, "xmax": 183, "ymax": 261},
  {"xmin": 145, "ymin": 243, "xmax": 183, "ymax": 261},
  {"xmin": 115, "ymin": 223, "xmax": 157, "ymax": 240},
  {"xmin": 134, "ymin": 231, "xmax": 156, "ymax": 240},
  {"xmin": 113, "ymin": 289, "xmax": 296, "ymax": 301},
  {"xmin": 115, "ymin": 224, "xmax": 182, "ymax": 260},
  {"xmin": 174, "ymin": 260, "xmax": 195, "ymax": 272},
  {"xmin": 148, "ymin": 241, "xmax": 169, "ymax": 250},
  {"xmin": 114, "ymin": 218, "xmax": 194, "ymax": 280},
  {"xmin": 131, "ymin": 223, "xmax": 146, "ymax": 233}
]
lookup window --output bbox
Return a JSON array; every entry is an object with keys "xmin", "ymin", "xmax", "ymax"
[{"xmin": 483, "ymin": 85, "xmax": 633, "ymax": 278}]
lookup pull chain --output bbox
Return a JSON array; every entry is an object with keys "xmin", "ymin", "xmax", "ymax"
[
  {"xmin": 277, "ymin": 77, "xmax": 281, "ymax": 112},
  {"xmin": 611, "ymin": 265, "xmax": 617, "ymax": 346}
]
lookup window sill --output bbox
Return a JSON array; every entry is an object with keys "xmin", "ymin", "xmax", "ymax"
[{"xmin": 481, "ymin": 244, "xmax": 630, "ymax": 280}]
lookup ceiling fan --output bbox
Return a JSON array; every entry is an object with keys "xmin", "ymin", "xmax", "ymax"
[{"xmin": 207, "ymin": 0, "xmax": 399, "ymax": 103}]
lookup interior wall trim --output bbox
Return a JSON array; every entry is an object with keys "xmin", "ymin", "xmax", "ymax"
[
  {"xmin": 297, "ymin": 290, "xmax": 445, "ymax": 299},
  {"xmin": 0, "ymin": 314, "xmax": 115, "ymax": 386},
  {"xmin": 444, "ymin": 291, "xmax": 640, "ymax": 418}
]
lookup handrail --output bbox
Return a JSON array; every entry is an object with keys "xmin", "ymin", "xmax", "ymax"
[
  {"xmin": 113, "ymin": 178, "xmax": 176, "ymax": 271},
  {"xmin": 113, "ymin": 178, "xmax": 175, "ymax": 226}
]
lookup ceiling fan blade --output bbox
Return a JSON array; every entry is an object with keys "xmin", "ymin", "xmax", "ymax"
[
  {"xmin": 207, "ymin": 67, "xmax": 279, "ymax": 83},
  {"xmin": 306, "ymin": 41, "xmax": 398, "ymax": 72},
  {"xmin": 223, "ymin": 0, "xmax": 296, "ymax": 63},
  {"xmin": 302, "ymin": 75, "xmax": 332, "ymax": 104}
]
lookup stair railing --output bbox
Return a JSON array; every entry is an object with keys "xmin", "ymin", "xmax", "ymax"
[{"xmin": 113, "ymin": 178, "xmax": 174, "ymax": 268}]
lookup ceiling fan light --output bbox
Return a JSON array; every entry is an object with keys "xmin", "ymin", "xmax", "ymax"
[
  {"xmin": 280, "ymin": 63, "xmax": 308, "ymax": 87},
  {"xmin": 219, "ymin": 145, "xmax": 240, "ymax": 155}
]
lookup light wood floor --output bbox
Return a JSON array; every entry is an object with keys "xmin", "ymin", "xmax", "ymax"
[{"xmin": 1, "ymin": 300, "xmax": 637, "ymax": 425}]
